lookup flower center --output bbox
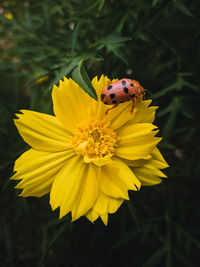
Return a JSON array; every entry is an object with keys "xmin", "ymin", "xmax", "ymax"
[{"xmin": 72, "ymin": 118, "xmax": 117, "ymax": 159}]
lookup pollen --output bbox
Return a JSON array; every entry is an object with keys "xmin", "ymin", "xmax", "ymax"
[{"xmin": 72, "ymin": 118, "xmax": 117, "ymax": 159}]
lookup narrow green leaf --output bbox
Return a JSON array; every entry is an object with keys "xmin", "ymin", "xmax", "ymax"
[
  {"xmin": 173, "ymin": 0, "xmax": 193, "ymax": 17},
  {"xmin": 112, "ymin": 48, "xmax": 129, "ymax": 65},
  {"xmin": 39, "ymin": 225, "xmax": 48, "ymax": 266},
  {"xmin": 157, "ymin": 102, "xmax": 174, "ymax": 117},
  {"xmin": 163, "ymin": 97, "xmax": 180, "ymax": 140},
  {"xmin": 152, "ymin": 84, "xmax": 176, "ymax": 99},
  {"xmin": 142, "ymin": 246, "xmax": 166, "ymax": 267},
  {"xmin": 183, "ymin": 81, "xmax": 199, "ymax": 92},
  {"xmin": 98, "ymin": 0, "xmax": 106, "ymax": 11},
  {"xmin": 3, "ymin": 220, "xmax": 14, "ymax": 267},
  {"xmin": 173, "ymin": 249, "xmax": 191, "ymax": 266},
  {"xmin": 43, "ymin": 2, "xmax": 50, "ymax": 31},
  {"xmin": 25, "ymin": 6, "xmax": 33, "ymax": 29},
  {"xmin": 30, "ymin": 87, "xmax": 39, "ymax": 110},
  {"xmin": 172, "ymin": 219, "xmax": 200, "ymax": 249},
  {"xmin": 179, "ymin": 99, "xmax": 194, "ymax": 119},
  {"xmin": 152, "ymin": 0, "xmax": 160, "ymax": 7},
  {"xmin": 72, "ymin": 63, "xmax": 97, "ymax": 100},
  {"xmin": 92, "ymin": 33, "xmax": 131, "ymax": 47},
  {"xmin": 111, "ymin": 230, "xmax": 140, "ymax": 251},
  {"xmin": 48, "ymin": 222, "xmax": 68, "ymax": 248},
  {"xmin": 116, "ymin": 13, "xmax": 128, "ymax": 33},
  {"xmin": 46, "ymin": 61, "xmax": 79, "ymax": 92},
  {"xmin": 71, "ymin": 21, "xmax": 80, "ymax": 52},
  {"xmin": 153, "ymin": 59, "xmax": 176, "ymax": 76},
  {"xmin": 127, "ymin": 202, "xmax": 141, "ymax": 230}
]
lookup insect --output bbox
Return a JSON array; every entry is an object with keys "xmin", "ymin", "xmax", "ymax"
[{"xmin": 101, "ymin": 78, "xmax": 145, "ymax": 114}]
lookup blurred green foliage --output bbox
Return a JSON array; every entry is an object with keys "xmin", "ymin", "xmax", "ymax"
[{"xmin": 0, "ymin": 0, "xmax": 200, "ymax": 266}]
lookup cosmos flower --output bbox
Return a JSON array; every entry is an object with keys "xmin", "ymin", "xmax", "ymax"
[
  {"xmin": 34, "ymin": 72, "xmax": 49, "ymax": 84},
  {"xmin": 11, "ymin": 75, "xmax": 168, "ymax": 225},
  {"xmin": 5, "ymin": 12, "xmax": 13, "ymax": 20}
]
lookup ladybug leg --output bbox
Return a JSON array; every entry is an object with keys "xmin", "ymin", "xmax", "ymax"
[
  {"xmin": 105, "ymin": 103, "xmax": 119, "ymax": 115},
  {"xmin": 130, "ymin": 98, "xmax": 136, "ymax": 114}
]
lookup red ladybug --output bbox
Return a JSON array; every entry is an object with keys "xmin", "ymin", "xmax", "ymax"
[{"xmin": 101, "ymin": 78, "xmax": 145, "ymax": 114}]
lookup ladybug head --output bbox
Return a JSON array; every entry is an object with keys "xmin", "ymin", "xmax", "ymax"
[{"xmin": 132, "ymin": 80, "xmax": 145, "ymax": 96}]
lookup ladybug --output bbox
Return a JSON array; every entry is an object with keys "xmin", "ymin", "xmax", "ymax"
[{"xmin": 101, "ymin": 78, "xmax": 145, "ymax": 114}]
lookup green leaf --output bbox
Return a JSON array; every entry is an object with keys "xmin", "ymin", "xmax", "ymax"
[
  {"xmin": 98, "ymin": 0, "xmax": 106, "ymax": 11},
  {"xmin": 92, "ymin": 33, "xmax": 131, "ymax": 47},
  {"xmin": 46, "ymin": 60, "xmax": 79, "ymax": 92},
  {"xmin": 72, "ymin": 63, "xmax": 97, "ymax": 100},
  {"xmin": 173, "ymin": 0, "xmax": 193, "ymax": 17},
  {"xmin": 153, "ymin": 84, "xmax": 176, "ymax": 99},
  {"xmin": 127, "ymin": 202, "xmax": 141, "ymax": 230},
  {"xmin": 163, "ymin": 97, "xmax": 180, "ymax": 140},
  {"xmin": 116, "ymin": 13, "xmax": 129, "ymax": 33},
  {"xmin": 71, "ymin": 21, "xmax": 80, "ymax": 52},
  {"xmin": 153, "ymin": 59, "xmax": 176, "ymax": 76},
  {"xmin": 111, "ymin": 230, "xmax": 140, "ymax": 251},
  {"xmin": 24, "ymin": 6, "xmax": 33, "ymax": 30},
  {"xmin": 152, "ymin": 0, "xmax": 160, "ymax": 6},
  {"xmin": 142, "ymin": 246, "xmax": 166, "ymax": 267},
  {"xmin": 3, "ymin": 220, "xmax": 14, "ymax": 267},
  {"xmin": 43, "ymin": 2, "xmax": 50, "ymax": 31}
]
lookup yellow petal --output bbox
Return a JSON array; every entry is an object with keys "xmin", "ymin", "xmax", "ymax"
[
  {"xmin": 107, "ymin": 197, "xmax": 123, "ymax": 214},
  {"xmin": 124, "ymin": 147, "xmax": 169, "ymax": 169},
  {"xmin": 50, "ymin": 156, "xmax": 98, "ymax": 220},
  {"xmin": 14, "ymin": 110, "xmax": 72, "ymax": 152},
  {"xmin": 71, "ymin": 164, "xmax": 99, "ymax": 221},
  {"xmin": 52, "ymin": 78, "xmax": 96, "ymax": 132},
  {"xmin": 92, "ymin": 189, "xmax": 108, "ymax": 214},
  {"xmin": 143, "ymin": 106, "xmax": 158, "ymax": 123},
  {"xmin": 99, "ymin": 157, "xmax": 141, "ymax": 199},
  {"xmin": 117, "ymin": 123, "xmax": 158, "ymax": 142},
  {"xmin": 133, "ymin": 166, "xmax": 164, "ymax": 186},
  {"xmin": 128, "ymin": 99, "xmax": 158, "ymax": 124},
  {"xmin": 150, "ymin": 147, "xmax": 169, "ymax": 169},
  {"xmin": 86, "ymin": 190, "xmax": 123, "ymax": 224},
  {"xmin": 84, "ymin": 153, "xmax": 113, "ymax": 166},
  {"xmin": 19, "ymin": 179, "xmax": 51, "ymax": 197},
  {"xmin": 85, "ymin": 209, "xmax": 99, "ymax": 223},
  {"xmin": 107, "ymin": 103, "xmax": 137, "ymax": 130},
  {"xmin": 100, "ymin": 213, "xmax": 108, "ymax": 225},
  {"xmin": 11, "ymin": 148, "xmax": 74, "ymax": 197},
  {"xmin": 115, "ymin": 123, "xmax": 161, "ymax": 160},
  {"xmin": 132, "ymin": 147, "xmax": 168, "ymax": 186}
]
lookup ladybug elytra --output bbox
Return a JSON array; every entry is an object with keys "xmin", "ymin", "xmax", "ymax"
[{"xmin": 101, "ymin": 78, "xmax": 145, "ymax": 114}]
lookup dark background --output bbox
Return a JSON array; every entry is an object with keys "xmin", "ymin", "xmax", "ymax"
[{"xmin": 0, "ymin": 0, "xmax": 200, "ymax": 266}]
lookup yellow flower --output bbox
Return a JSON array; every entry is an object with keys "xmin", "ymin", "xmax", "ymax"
[
  {"xmin": 5, "ymin": 12, "xmax": 13, "ymax": 20},
  {"xmin": 11, "ymin": 75, "xmax": 168, "ymax": 225},
  {"xmin": 34, "ymin": 72, "xmax": 49, "ymax": 84}
]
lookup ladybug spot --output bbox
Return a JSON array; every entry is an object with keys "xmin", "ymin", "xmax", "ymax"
[
  {"xmin": 101, "ymin": 94, "xmax": 105, "ymax": 100},
  {"xmin": 104, "ymin": 101, "xmax": 109, "ymax": 105},
  {"xmin": 112, "ymin": 100, "xmax": 117, "ymax": 104},
  {"xmin": 124, "ymin": 87, "xmax": 129, "ymax": 94},
  {"xmin": 131, "ymin": 93, "xmax": 135, "ymax": 98},
  {"xmin": 120, "ymin": 101, "xmax": 124, "ymax": 103},
  {"xmin": 122, "ymin": 80, "xmax": 126, "ymax": 85},
  {"xmin": 109, "ymin": 93, "xmax": 116, "ymax": 99},
  {"xmin": 107, "ymin": 85, "xmax": 112, "ymax": 90},
  {"xmin": 130, "ymin": 83, "xmax": 133, "ymax": 86}
]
